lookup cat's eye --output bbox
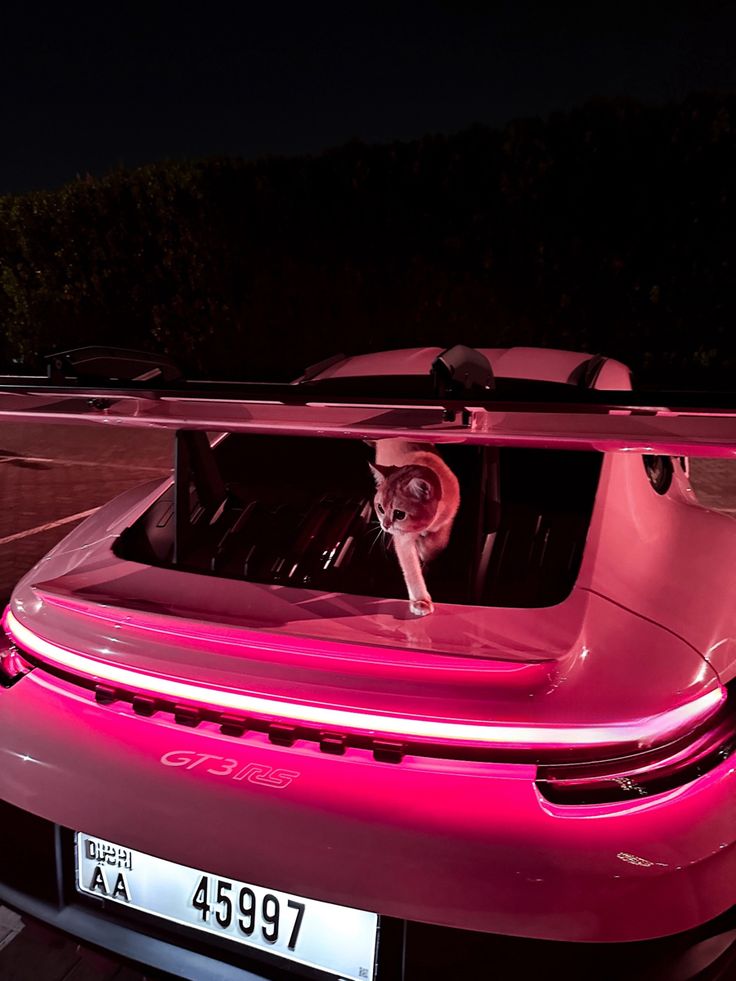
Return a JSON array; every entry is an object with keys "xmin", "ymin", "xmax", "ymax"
[
  {"xmin": 393, "ymin": 510, "xmax": 406, "ymax": 521},
  {"xmin": 376, "ymin": 503, "xmax": 384, "ymax": 514}
]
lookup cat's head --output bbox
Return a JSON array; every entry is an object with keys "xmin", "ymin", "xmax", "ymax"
[{"xmin": 369, "ymin": 463, "xmax": 441, "ymax": 534}]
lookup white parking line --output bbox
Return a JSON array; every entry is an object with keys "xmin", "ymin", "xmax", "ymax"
[
  {"xmin": 0, "ymin": 508, "xmax": 99, "ymax": 547},
  {"xmin": 0, "ymin": 455, "xmax": 167, "ymax": 473}
]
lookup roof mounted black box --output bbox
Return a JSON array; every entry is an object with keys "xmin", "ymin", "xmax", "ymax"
[{"xmin": 431, "ymin": 345, "xmax": 495, "ymax": 397}]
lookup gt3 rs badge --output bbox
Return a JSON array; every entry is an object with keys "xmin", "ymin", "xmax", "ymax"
[{"xmin": 160, "ymin": 750, "xmax": 300, "ymax": 788}]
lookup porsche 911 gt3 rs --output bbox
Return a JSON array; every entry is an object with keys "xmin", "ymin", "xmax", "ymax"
[{"xmin": 1, "ymin": 344, "xmax": 736, "ymax": 980}]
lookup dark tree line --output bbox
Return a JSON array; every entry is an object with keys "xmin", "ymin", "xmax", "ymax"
[{"xmin": 1, "ymin": 93, "xmax": 735, "ymax": 387}]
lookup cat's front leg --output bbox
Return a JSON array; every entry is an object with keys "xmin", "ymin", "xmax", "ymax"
[
  {"xmin": 394, "ymin": 535, "xmax": 434, "ymax": 616},
  {"xmin": 416, "ymin": 524, "xmax": 450, "ymax": 565},
  {"xmin": 416, "ymin": 532, "xmax": 435, "ymax": 566}
]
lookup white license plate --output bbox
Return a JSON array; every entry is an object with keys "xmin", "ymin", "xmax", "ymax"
[{"xmin": 75, "ymin": 833, "xmax": 378, "ymax": 980}]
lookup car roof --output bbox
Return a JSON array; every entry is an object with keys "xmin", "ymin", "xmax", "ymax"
[{"xmin": 306, "ymin": 346, "xmax": 632, "ymax": 390}]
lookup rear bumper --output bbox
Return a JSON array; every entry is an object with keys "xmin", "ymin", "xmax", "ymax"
[
  {"xmin": 2, "ymin": 670, "xmax": 736, "ymax": 949},
  {"xmin": 2, "ymin": 806, "xmax": 736, "ymax": 981}
]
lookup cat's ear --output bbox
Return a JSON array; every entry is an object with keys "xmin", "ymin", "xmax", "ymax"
[
  {"xmin": 369, "ymin": 463, "xmax": 394, "ymax": 485},
  {"xmin": 407, "ymin": 477, "xmax": 434, "ymax": 501}
]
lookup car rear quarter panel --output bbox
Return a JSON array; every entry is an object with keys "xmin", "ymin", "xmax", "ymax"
[{"xmin": 579, "ymin": 452, "xmax": 736, "ymax": 682}]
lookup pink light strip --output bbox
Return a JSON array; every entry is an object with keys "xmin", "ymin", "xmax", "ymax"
[{"xmin": 3, "ymin": 609, "xmax": 726, "ymax": 750}]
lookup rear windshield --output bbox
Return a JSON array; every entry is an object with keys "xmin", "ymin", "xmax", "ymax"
[{"xmin": 115, "ymin": 434, "xmax": 602, "ymax": 608}]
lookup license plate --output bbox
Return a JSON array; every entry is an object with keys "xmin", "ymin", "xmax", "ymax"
[{"xmin": 75, "ymin": 833, "xmax": 378, "ymax": 980}]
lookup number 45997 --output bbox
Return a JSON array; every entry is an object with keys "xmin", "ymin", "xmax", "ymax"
[{"xmin": 191, "ymin": 874, "xmax": 305, "ymax": 950}]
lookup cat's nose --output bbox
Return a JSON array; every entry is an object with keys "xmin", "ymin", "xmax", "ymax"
[{"xmin": 382, "ymin": 520, "xmax": 391, "ymax": 531}]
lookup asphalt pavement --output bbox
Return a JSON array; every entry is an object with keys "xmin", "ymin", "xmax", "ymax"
[{"xmin": 0, "ymin": 422, "xmax": 171, "ymax": 604}]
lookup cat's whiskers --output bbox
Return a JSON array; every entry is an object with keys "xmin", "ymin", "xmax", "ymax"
[{"xmin": 367, "ymin": 520, "xmax": 386, "ymax": 555}]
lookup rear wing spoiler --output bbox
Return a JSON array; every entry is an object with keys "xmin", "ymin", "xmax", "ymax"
[{"xmin": 1, "ymin": 345, "xmax": 736, "ymax": 456}]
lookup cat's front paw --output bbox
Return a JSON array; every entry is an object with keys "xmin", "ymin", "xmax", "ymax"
[{"xmin": 410, "ymin": 596, "xmax": 434, "ymax": 617}]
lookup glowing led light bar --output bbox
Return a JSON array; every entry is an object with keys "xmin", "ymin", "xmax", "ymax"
[{"xmin": 3, "ymin": 609, "xmax": 726, "ymax": 749}]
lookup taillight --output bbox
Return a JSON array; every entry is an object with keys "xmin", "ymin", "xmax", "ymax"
[
  {"xmin": 537, "ymin": 684, "xmax": 736, "ymax": 805},
  {"xmin": 0, "ymin": 633, "xmax": 32, "ymax": 688}
]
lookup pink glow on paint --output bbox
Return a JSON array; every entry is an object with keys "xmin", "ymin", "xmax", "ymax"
[
  {"xmin": 0, "ymin": 648, "xmax": 31, "ymax": 681},
  {"xmin": 36, "ymin": 590, "xmax": 546, "ymax": 677},
  {"xmin": 3, "ymin": 609, "xmax": 725, "ymax": 751}
]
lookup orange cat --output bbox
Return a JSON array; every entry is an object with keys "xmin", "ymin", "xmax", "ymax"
[{"xmin": 370, "ymin": 439, "xmax": 460, "ymax": 616}]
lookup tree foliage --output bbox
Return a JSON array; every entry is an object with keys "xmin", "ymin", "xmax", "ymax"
[{"xmin": 2, "ymin": 94, "xmax": 735, "ymax": 385}]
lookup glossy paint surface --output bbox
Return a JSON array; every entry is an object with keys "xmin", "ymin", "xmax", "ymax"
[
  {"xmin": 2, "ymin": 346, "xmax": 736, "ymax": 946},
  {"xmin": 2, "ymin": 670, "xmax": 736, "ymax": 942}
]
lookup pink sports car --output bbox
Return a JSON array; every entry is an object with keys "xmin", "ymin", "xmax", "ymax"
[{"xmin": 1, "ymin": 345, "xmax": 736, "ymax": 980}]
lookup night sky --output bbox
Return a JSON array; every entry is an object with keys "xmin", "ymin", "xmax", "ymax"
[{"xmin": 3, "ymin": 1, "xmax": 736, "ymax": 195}]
